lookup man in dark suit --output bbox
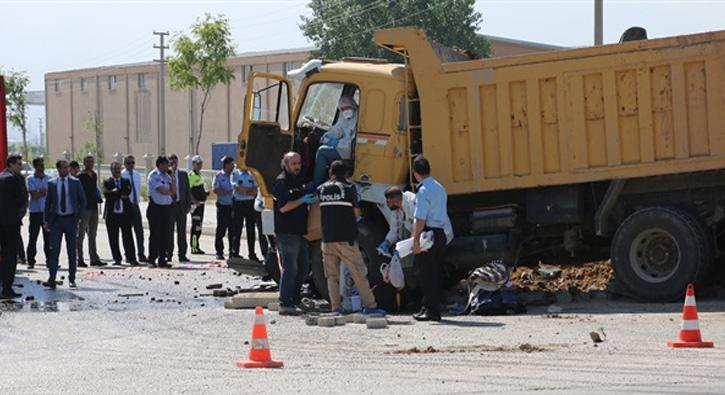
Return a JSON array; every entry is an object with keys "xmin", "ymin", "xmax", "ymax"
[
  {"xmin": 167, "ymin": 154, "xmax": 192, "ymax": 262},
  {"xmin": 0, "ymin": 154, "xmax": 27, "ymax": 299},
  {"xmin": 44, "ymin": 159, "xmax": 86, "ymax": 289},
  {"xmin": 102, "ymin": 161, "xmax": 137, "ymax": 266}
]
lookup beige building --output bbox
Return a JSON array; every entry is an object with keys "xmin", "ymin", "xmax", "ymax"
[{"xmin": 45, "ymin": 36, "xmax": 562, "ymax": 164}]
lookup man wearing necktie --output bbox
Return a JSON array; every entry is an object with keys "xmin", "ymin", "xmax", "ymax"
[
  {"xmin": 121, "ymin": 155, "xmax": 147, "ymax": 263},
  {"xmin": 166, "ymin": 154, "xmax": 192, "ymax": 263},
  {"xmin": 43, "ymin": 159, "xmax": 86, "ymax": 289},
  {"xmin": 103, "ymin": 161, "xmax": 137, "ymax": 266}
]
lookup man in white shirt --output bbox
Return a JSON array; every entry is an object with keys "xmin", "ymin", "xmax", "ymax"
[{"xmin": 121, "ymin": 155, "xmax": 147, "ymax": 262}]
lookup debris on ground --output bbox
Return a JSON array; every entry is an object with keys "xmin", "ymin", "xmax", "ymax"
[
  {"xmin": 511, "ymin": 261, "xmax": 613, "ymax": 294},
  {"xmin": 118, "ymin": 293, "xmax": 144, "ymax": 298},
  {"xmin": 390, "ymin": 343, "xmax": 565, "ymax": 354},
  {"xmin": 206, "ymin": 283, "xmax": 222, "ymax": 290},
  {"xmin": 590, "ymin": 328, "xmax": 607, "ymax": 343}
]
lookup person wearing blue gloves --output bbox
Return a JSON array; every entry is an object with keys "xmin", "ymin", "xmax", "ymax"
[
  {"xmin": 273, "ymin": 152, "xmax": 317, "ymax": 316},
  {"xmin": 312, "ymin": 96, "xmax": 358, "ymax": 187},
  {"xmin": 378, "ymin": 186, "xmax": 453, "ymax": 258}
]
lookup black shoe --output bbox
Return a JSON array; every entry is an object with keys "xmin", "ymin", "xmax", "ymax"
[
  {"xmin": 69, "ymin": 282, "xmax": 77, "ymax": 289},
  {"xmin": 113, "ymin": 261, "xmax": 122, "ymax": 266},
  {"xmin": 178, "ymin": 256, "xmax": 190, "ymax": 263},
  {"xmin": 191, "ymin": 249, "xmax": 206, "ymax": 255},
  {"xmin": 0, "ymin": 290, "xmax": 22, "ymax": 299},
  {"xmin": 138, "ymin": 255, "xmax": 148, "ymax": 263},
  {"xmin": 42, "ymin": 281, "xmax": 57, "ymax": 290},
  {"xmin": 129, "ymin": 261, "xmax": 139, "ymax": 266},
  {"xmin": 90, "ymin": 261, "xmax": 106, "ymax": 267},
  {"xmin": 28, "ymin": 262, "xmax": 35, "ymax": 269},
  {"xmin": 215, "ymin": 254, "xmax": 225, "ymax": 260},
  {"xmin": 230, "ymin": 253, "xmax": 242, "ymax": 259},
  {"xmin": 158, "ymin": 262, "xmax": 173, "ymax": 269},
  {"xmin": 248, "ymin": 255, "xmax": 262, "ymax": 263},
  {"xmin": 413, "ymin": 310, "xmax": 441, "ymax": 322},
  {"xmin": 78, "ymin": 261, "xmax": 88, "ymax": 268},
  {"xmin": 147, "ymin": 262, "xmax": 157, "ymax": 268}
]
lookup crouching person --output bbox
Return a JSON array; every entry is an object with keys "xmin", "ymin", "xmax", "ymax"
[{"xmin": 317, "ymin": 160, "xmax": 385, "ymax": 316}]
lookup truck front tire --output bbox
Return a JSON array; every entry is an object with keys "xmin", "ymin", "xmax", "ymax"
[{"xmin": 611, "ymin": 207, "xmax": 711, "ymax": 302}]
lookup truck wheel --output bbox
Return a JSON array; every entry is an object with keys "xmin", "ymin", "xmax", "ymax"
[
  {"xmin": 611, "ymin": 207, "xmax": 711, "ymax": 302},
  {"xmin": 308, "ymin": 240, "xmax": 329, "ymax": 300}
]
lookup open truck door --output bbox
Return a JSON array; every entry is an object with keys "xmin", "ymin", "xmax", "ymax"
[{"xmin": 239, "ymin": 72, "xmax": 293, "ymax": 196}]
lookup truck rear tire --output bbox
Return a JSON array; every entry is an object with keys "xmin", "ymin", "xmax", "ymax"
[{"xmin": 611, "ymin": 206, "xmax": 711, "ymax": 302}]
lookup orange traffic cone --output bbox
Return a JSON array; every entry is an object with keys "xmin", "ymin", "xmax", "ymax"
[
  {"xmin": 237, "ymin": 306, "xmax": 284, "ymax": 368},
  {"xmin": 667, "ymin": 284, "xmax": 714, "ymax": 348}
]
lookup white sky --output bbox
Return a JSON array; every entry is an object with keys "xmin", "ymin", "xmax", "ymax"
[{"xmin": 2, "ymin": 0, "xmax": 725, "ymax": 138}]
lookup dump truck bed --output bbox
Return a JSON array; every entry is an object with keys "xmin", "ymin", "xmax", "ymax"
[{"xmin": 375, "ymin": 28, "xmax": 725, "ymax": 195}]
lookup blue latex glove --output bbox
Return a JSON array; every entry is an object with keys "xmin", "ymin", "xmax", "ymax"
[
  {"xmin": 302, "ymin": 193, "xmax": 318, "ymax": 204},
  {"xmin": 377, "ymin": 240, "xmax": 392, "ymax": 257}
]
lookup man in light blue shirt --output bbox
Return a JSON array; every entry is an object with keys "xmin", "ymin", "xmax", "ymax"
[
  {"xmin": 26, "ymin": 157, "xmax": 49, "ymax": 269},
  {"xmin": 231, "ymin": 168, "xmax": 259, "ymax": 261},
  {"xmin": 212, "ymin": 157, "xmax": 235, "ymax": 260},
  {"xmin": 411, "ymin": 155, "xmax": 450, "ymax": 322},
  {"xmin": 146, "ymin": 156, "xmax": 175, "ymax": 268}
]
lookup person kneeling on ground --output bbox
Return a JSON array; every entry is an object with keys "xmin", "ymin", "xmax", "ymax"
[
  {"xmin": 312, "ymin": 96, "xmax": 357, "ymax": 187},
  {"xmin": 317, "ymin": 160, "xmax": 385, "ymax": 316}
]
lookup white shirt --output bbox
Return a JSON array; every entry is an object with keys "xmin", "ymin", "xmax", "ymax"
[
  {"xmin": 121, "ymin": 168, "xmax": 141, "ymax": 205},
  {"xmin": 56, "ymin": 176, "xmax": 73, "ymax": 216},
  {"xmin": 113, "ymin": 177, "xmax": 124, "ymax": 214},
  {"xmin": 386, "ymin": 191, "xmax": 453, "ymax": 245}
]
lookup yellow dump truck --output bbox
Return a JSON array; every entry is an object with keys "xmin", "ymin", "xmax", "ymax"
[{"xmin": 239, "ymin": 27, "xmax": 725, "ymax": 302}]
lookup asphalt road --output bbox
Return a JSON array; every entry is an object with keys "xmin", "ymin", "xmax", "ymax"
[{"xmin": 2, "ymin": 216, "xmax": 725, "ymax": 394}]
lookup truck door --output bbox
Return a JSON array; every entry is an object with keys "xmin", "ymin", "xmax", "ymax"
[{"xmin": 239, "ymin": 72, "xmax": 293, "ymax": 195}]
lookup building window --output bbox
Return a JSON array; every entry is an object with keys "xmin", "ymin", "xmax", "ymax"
[
  {"xmin": 138, "ymin": 73, "xmax": 146, "ymax": 89},
  {"xmin": 283, "ymin": 62, "xmax": 295, "ymax": 77},
  {"xmin": 54, "ymin": 80, "xmax": 62, "ymax": 94},
  {"xmin": 80, "ymin": 78, "xmax": 88, "ymax": 94},
  {"xmin": 242, "ymin": 65, "xmax": 255, "ymax": 82},
  {"xmin": 108, "ymin": 75, "xmax": 118, "ymax": 91}
]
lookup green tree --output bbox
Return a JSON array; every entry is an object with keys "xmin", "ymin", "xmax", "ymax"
[
  {"xmin": 1, "ymin": 69, "xmax": 31, "ymax": 159},
  {"xmin": 84, "ymin": 110, "xmax": 104, "ymax": 162},
  {"xmin": 300, "ymin": 0, "xmax": 490, "ymax": 61},
  {"xmin": 168, "ymin": 13, "xmax": 236, "ymax": 155}
]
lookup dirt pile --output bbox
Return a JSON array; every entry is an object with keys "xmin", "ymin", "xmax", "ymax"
[
  {"xmin": 390, "ymin": 343, "xmax": 563, "ymax": 354},
  {"xmin": 511, "ymin": 261, "xmax": 613, "ymax": 293}
]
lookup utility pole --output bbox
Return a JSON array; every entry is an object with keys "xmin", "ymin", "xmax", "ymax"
[
  {"xmin": 37, "ymin": 118, "xmax": 44, "ymax": 148},
  {"xmin": 154, "ymin": 30, "xmax": 169, "ymax": 155},
  {"xmin": 594, "ymin": 0, "xmax": 603, "ymax": 45}
]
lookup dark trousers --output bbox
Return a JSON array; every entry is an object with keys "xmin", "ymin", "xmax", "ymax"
[
  {"xmin": 147, "ymin": 202, "xmax": 171, "ymax": 265},
  {"xmin": 129, "ymin": 203, "xmax": 145, "ymax": 257},
  {"xmin": 255, "ymin": 211, "xmax": 270, "ymax": 257},
  {"xmin": 47, "ymin": 216, "xmax": 78, "ymax": 283},
  {"xmin": 167, "ymin": 202, "xmax": 188, "ymax": 258},
  {"xmin": 413, "ymin": 228, "xmax": 446, "ymax": 315},
  {"xmin": 190, "ymin": 204, "xmax": 205, "ymax": 252},
  {"xmin": 27, "ymin": 212, "xmax": 49, "ymax": 265},
  {"xmin": 232, "ymin": 200, "xmax": 256, "ymax": 257},
  {"xmin": 215, "ymin": 203, "xmax": 233, "ymax": 256},
  {"xmin": 106, "ymin": 213, "xmax": 136, "ymax": 263},
  {"xmin": 276, "ymin": 233, "xmax": 309, "ymax": 307},
  {"xmin": 0, "ymin": 226, "xmax": 21, "ymax": 292}
]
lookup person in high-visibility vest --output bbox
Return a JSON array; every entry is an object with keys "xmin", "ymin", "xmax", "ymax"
[{"xmin": 189, "ymin": 155, "xmax": 209, "ymax": 255}]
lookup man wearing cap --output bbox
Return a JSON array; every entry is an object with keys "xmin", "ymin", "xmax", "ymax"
[
  {"xmin": 188, "ymin": 155, "xmax": 208, "ymax": 255},
  {"xmin": 121, "ymin": 155, "xmax": 147, "ymax": 262},
  {"xmin": 231, "ymin": 167, "xmax": 259, "ymax": 261},
  {"xmin": 212, "ymin": 156, "xmax": 235, "ymax": 260},
  {"xmin": 146, "ymin": 156, "xmax": 175, "ymax": 268},
  {"xmin": 167, "ymin": 154, "xmax": 192, "ymax": 262}
]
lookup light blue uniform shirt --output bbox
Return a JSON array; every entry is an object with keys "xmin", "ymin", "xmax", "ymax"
[
  {"xmin": 232, "ymin": 169, "xmax": 257, "ymax": 202},
  {"xmin": 413, "ymin": 176, "xmax": 449, "ymax": 229},
  {"xmin": 27, "ymin": 174, "xmax": 49, "ymax": 213},
  {"xmin": 213, "ymin": 171, "xmax": 234, "ymax": 206},
  {"xmin": 148, "ymin": 168, "xmax": 173, "ymax": 206}
]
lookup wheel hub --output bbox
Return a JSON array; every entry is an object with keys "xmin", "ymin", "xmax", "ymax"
[{"xmin": 630, "ymin": 228, "xmax": 680, "ymax": 283}]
